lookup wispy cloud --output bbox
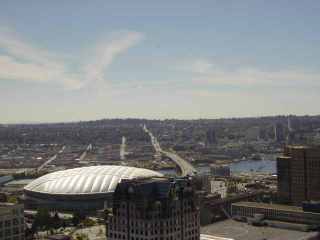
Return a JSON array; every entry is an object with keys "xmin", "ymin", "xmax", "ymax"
[
  {"xmin": 195, "ymin": 68, "xmax": 320, "ymax": 87},
  {"xmin": 0, "ymin": 28, "xmax": 143, "ymax": 89},
  {"xmin": 179, "ymin": 59, "xmax": 320, "ymax": 88},
  {"xmin": 177, "ymin": 59, "xmax": 214, "ymax": 74},
  {"xmin": 84, "ymin": 32, "xmax": 143, "ymax": 87}
]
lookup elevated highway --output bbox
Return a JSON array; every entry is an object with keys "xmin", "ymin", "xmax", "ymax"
[
  {"xmin": 161, "ymin": 149, "xmax": 197, "ymax": 176},
  {"xmin": 143, "ymin": 125, "xmax": 197, "ymax": 176}
]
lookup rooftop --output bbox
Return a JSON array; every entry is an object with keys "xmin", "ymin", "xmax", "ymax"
[
  {"xmin": 0, "ymin": 203, "xmax": 21, "ymax": 215},
  {"xmin": 113, "ymin": 177, "xmax": 193, "ymax": 202},
  {"xmin": 277, "ymin": 156, "xmax": 291, "ymax": 159},
  {"xmin": 24, "ymin": 165, "xmax": 164, "ymax": 195},
  {"xmin": 286, "ymin": 145, "xmax": 320, "ymax": 150},
  {"xmin": 232, "ymin": 201, "xmax": 320, "ymax": 215},
  {"xmin": 201, "ymin": 220, "xmax": 317, "ymax": 240},
  {"xmin": 287, "ymin": 145, "xmax": 310, "ymax": 149},
  {"xmin": 200, "ymin": 234, "xmax": 234, "ymax": 240}
]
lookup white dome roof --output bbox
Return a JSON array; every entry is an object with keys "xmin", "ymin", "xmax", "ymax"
[{"xmin": 24, "ymin": 165, "xmax": 163, "ymax": 195}]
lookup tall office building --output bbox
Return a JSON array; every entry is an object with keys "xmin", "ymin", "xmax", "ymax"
[
  {"xmin": 286, "ymin": 116, "xmax": 301, "ymax": 144},
  {"xmin": 106, "ymin": 177, "xmax": 200, "ymax": 240},
  {"xmin": 0, "ymin": 203, "xmax": 25, "ymax": 240},
  {"xmin": 274, "ymin": 122, "xmax": 285, "ymax": 142},
  {"xmin": 277, "ymin": 146, "xmax": 320, "ymax": 205},
  {"xmin": 288, "ymin": 116, "xmax": 300, "ymax": 132},
  {"xmin": 206, "ymin": 129, "xmax": 217, "ymax": 145}
]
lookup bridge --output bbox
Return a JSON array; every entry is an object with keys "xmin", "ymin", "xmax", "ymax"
[{"xmin": 143, "ymin": 124, "xmax": 197, "ymax": 176}]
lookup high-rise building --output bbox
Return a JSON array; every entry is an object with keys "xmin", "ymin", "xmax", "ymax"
[
  {"xmin": 106, "ymin": 177, "xmax": 200, "ymax": 240},
  {"xmin": 277, "ymin": 146, "xmax": 320, "ymax": 205},
  {"xmin": 288, "ymin": 116, "xmax": 300, "ymax": 132},
  {"xmin": 274, "ymin": 123, "xmax": 285, "ymax": 142},
  {"xmin": 206, "ymin": 129, "xmax": 217, "ymax": 145},
  {"xmin": 0, "ymin": 203, "xmax": 25, "ymax": 240},
  {"xmin": 286, "ymin": 116, "xmax": 302, "ymax": 144},
  {"xmin": 258, "ymin": 128, "xmax": 268, "ymax": 141}
]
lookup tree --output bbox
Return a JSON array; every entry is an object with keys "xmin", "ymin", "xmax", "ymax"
[
  {"xmin": 7, "ymin": 195, "xmax": 18, "ymax": 204},
  {"xmin": 52, "ymin": 212, "xmax": 61, "ymax": 229},
  {"xmin": 104, "ymin": 208, "xmax": 112, "ymax": 220},
  {"xmin": 75, "ymin": 233, "xmax": 89, "ymax": 240},
  {"xmin": 34, "ymin": 208, "xmax": 51, "ymax": 230},
  {"xmin": 82, "ymin": 218, "xmax": 95, "ymax": 227},
  {"xmin": 72, "ymin": 211, "xmax": 85, "ymax": 227}
]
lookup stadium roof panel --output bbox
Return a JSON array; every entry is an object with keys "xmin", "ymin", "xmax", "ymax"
[{"xmin": 24, "ymin": 165, "xmax": 163, "ymax": 195}]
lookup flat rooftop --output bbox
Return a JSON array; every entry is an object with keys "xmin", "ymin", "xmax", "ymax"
[
  {"xmin": 0, "ymin": 203, "xmax": 16, "ymax": 214},
  {"xmin": 201, "ymin": 220, "xmax": 317, "ymax": 240},
  {"xmin": 287, "ymin": 145, "xmax": 309, "ymax": 149},
  {"xmin": 200, "ymin": 234, "xmax": 234, "ymax": 240},
  {"xmin": 232, "ymin": 201, "xmax": 316, "ymax": 214},
  {"xmin": 278, "ymin": 156, "xmax": 291, "ymax": 159}
]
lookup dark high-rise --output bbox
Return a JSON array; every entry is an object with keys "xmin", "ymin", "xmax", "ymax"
[
  {"xmin": 277, "ymin": 146, "xmax": 320, "ymax": 205},
  {"xmin": 274, "ymin": 122, "xmax": 285, "ymax": 142},
  {"xmin": 106, "ymin": 177, "xmax": 200, "ymax": 240},
  {"xmin": 206, "ymin": 128, "xmax": 217, "ymax": 145}
]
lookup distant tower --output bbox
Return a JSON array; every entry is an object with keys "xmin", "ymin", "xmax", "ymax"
[
  {"xmin": 259, "ymin": 128, "xmax": 268, "ymax": 141},
  {"xmin": 287, "ymin": 116, "xmax": 300, "ymax": 144},
  {"xmin": 288, "ymin": 116, "xmax": 300, "ymax": 132},
  {"xmin": 206, "ymin": 128, "xmax": 217, "ymax": 145},
  {"xmin": 288, "ymin": 116, "xmax": 293, "ymax": 132},
  {"xmin": 274, "ymin": 123, "xmax": 285, "ymax": 142}
]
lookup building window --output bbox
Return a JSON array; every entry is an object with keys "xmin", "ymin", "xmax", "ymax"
[{"xmin": 5, "ymin": 220, "xmax": 11, "ymax": 227}]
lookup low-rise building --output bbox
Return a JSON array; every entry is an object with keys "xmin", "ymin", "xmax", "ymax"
[
  {"xmin": 210, "ymin": 165, "xmax": 230, "ymax": 178},
  {"xmin": 210, "ymin": 180, "xmax": 227, "ymax": 198},
  {"xmin": 232, "ymin": 201, "xmax": 320, "ymax": 226}
]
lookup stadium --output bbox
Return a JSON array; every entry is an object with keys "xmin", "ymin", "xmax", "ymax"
[{"xmin": 23, "ymin": 165, "xmax": 163, "ymax": 211}]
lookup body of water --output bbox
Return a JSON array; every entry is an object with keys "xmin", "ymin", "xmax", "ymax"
[
  {"xmin": 197, "ymin": 159, "xmax": 276, "ymax": 175},
  {"xmin": 230, "ymin": 160, "xmax": 276, "ymax": 173},
  {"xmin": 159, "ymin": 159, "xmax": 276, "ymax": 176}
]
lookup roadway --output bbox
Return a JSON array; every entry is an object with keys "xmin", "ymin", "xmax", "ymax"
[
  {"xmin": 143, "ymin": 124, "xmax": 197, "ymax": 176},
  {"xmin": 78, "ymin": 144, "xmax": 92, "ymax": 162},
  {"xmin": 120, "ymin": 136, "xmax": 127, "ymax": 160},
  {"xmin": 37, "ymin": 145, "xmax": 66, "ymax": 172},
  {"xmin": 161, "ymin": 149, "xmax": 197, "ymax": 176}
]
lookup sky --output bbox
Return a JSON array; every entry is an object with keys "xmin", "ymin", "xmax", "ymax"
[{"xmin": 1, "ymin": 0, "xmax": 320, "ymax": 123}]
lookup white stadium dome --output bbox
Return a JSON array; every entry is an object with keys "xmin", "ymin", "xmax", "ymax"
[{"xmin": 24, "ymin": 165, "xmax": 163, "ymax": 195}]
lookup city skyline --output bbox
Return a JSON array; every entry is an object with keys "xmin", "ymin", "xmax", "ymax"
[{"xmin": 1, "ymin": 1, "xmax": 320, "ymax": 123}]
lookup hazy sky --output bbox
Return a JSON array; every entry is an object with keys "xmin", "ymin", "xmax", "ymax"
[{"xmin": 1, "ymin": 1, "xmax": 320, "ymax": 123}]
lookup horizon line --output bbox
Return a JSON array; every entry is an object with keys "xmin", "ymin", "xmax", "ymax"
[{"xmin": 2, "ymin": 114, "xmax": 320, "ymax": 125}]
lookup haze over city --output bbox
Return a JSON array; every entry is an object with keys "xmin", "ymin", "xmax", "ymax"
[
  {"xmin": 1, "ymin": 1, "xmax": 320, "ymax": 123},
  {"xmin": 2, "ymin": 2, "xmax": 320, "ymax": 240}
]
